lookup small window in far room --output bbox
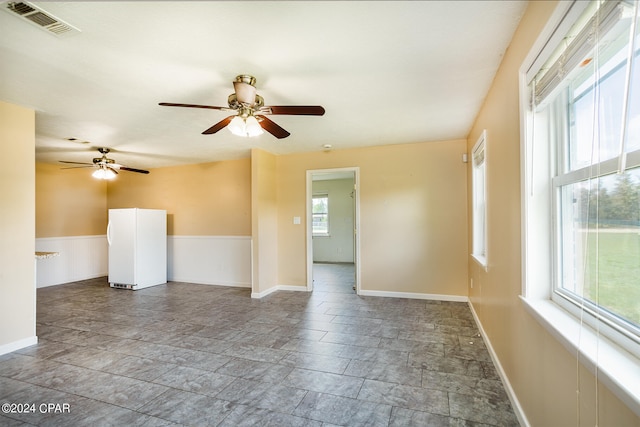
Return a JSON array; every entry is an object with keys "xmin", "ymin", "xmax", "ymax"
[
  {"xmin": 312, "ymin": 194, "xmax": 329, "ymax": 236},
  {"xmin": 472, "ymin": 130, "xmax": 488, "ymax": 268}
]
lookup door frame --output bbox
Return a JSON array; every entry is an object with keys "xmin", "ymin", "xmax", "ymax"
[{"xmin": 306, "ymin": 167, "xmax": 361, "ymax": 293}]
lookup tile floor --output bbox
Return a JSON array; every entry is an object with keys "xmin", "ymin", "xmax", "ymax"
[{"xmin": 0, "ymin": 263, "xmax": 518, "ymax": 426}]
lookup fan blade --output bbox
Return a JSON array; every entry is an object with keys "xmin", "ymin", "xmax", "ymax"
[
  {"xmin": 60, "ymin": 165, "xmax": 94, "ymax": 170},
  {"xmin": 120, "ymin": 166, "xmax": 149, "ymax": 174},
  {"xmin": 257, "ymin": 116, "xmax": 290, "ymax": 139},
  {"xmin": 202, "ymin": 116, "xmax": 234, "ymax": 134},
  {"xmin": 159, "ymin": 102, "xmax": 229, "ymax": 111},
  {"xmin": 59, "ymin": 160, "xmax": 93, "ymax": 165},
  {"xmin": 233, "ymin": 81, "xmax": 257, "ymax": 105},
  {"xmin": 262, "ymin": 105, "xmax": 325, "ymax": 116}
]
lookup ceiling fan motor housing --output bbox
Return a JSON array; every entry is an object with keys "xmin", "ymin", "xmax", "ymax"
[
  {"xmin": 93, "ymin": 147, "xmax": 114, "ymax": 164},
  {"xmin": 93, "ymin": 157, "xmax": 114, "ymax": 164},
  {"xmin": 234, "ymin": 74, "xmax": 256, "ymax": 86},
  {"xmin": 227, "ymin": 93, "xmax": 264, "ymax": 110}
]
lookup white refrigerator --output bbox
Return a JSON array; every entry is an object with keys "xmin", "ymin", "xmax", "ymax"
[{"xmin": 107, "ymin": 208, "xmax": 167, "ymax": 290}]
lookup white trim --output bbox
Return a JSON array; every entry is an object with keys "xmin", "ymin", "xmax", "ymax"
[
  {"xmin": 251, "ymin": 284, "xmax": 308, "ymax": 299},
  {"xmin": 277, "ymin": 285, "xmax": 308, "ymax": 292},
  {"xmin": 167, "ymin": 235, "xmax": 250, "ymax": 240},
  {"xmin": 471, "ymin": 129, "xmax": 488, "ymax": 269},
  {"xmin": 358, "ymin": 290, "xmax": 468, "ymax": 303},
  {"xmin": 306, "ymin": 167, "xmax": 361, "ymax": 294},
  {"xmin": 36, "ymin": 235, "xmax": 106, "ymax": 242},
  {"xmin": 468, "ymin": 302, "xmax": 530, "ymax": 427},
  {"xmin": 550, "ymin": 154, "xmax": 640, "ymax": 187},
  {"xmin": 0, "ymin": 336, "xmax": 38, "ymax": 357},
  {"xmin": 521, "ymin": 297, "xmax": 640, "ymax": 417},
  {"xmin": 250, "ymin": 238, "xmax": 254, "ymax": 294},
  {"xmin": 306, "ymin": 172, "xmax": 313, "ymax": 291},
  {"xmin": 251, "ymin": 287, "xmax": 278, "ymax": 299},
  {"xmin": 251, "ymin": 286, "xmax": 467, "ymax": 303}
]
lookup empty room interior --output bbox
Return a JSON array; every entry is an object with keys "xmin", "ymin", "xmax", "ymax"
[{"xmin": 1, "ymin": 1, "xmax": 639, "ymax": 426}]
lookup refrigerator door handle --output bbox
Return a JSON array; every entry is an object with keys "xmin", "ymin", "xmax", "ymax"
[{"xmin": 107, "ymin": 221, "xmax": 112, "ymax": 246}]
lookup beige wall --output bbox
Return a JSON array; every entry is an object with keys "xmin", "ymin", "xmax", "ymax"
[
  {"xmin": 36, "ymin": 162, "xmax": 107, "ymax": 237},
  {"xmin": 0, "ymin": 101, "xmax": 36, "ymax": 349},
  {"xmin": 107, "ymin": 158, "xmax": 251, "ymax": 236},
  {"xmin": 277, "ymin": 140, "xmax": 469, "ymax": 296},
  {"xmin": 467, "ymin": 1, "xmax": 639, "ymax": 425},
  {"xmin": 92, "ymin": 139, "xmax": 467, "ymax": 298},
  {"xmin": 251, "ymin": 149, "xmax": 278, "ymax": 294}
]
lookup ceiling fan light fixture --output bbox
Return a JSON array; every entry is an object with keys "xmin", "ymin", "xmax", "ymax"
[
  {"xmin": 228, "ymin": 116, "xmax": 246, "ymax": 136},
  {"xmin": 245, "ymin": 115, "xmax": 263, "ymax": 137},
  {"xmin": 92, "ymin": 166, "xmax": 117, "ymax": 180},
  {"xmin": 227, "ymin": 115, "xmax": 263, "ymax": 137}
]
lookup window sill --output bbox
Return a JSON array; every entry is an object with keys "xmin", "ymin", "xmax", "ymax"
[
  {"xmin": 520, "ymin": 296, "xmax": 640, "ymax": 417},
  {"xmin": 471, "ymin": 254, "xmax": 488, "ymax": 271}
]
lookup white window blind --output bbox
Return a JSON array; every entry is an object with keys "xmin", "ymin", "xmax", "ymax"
[{"xmin": 529, "ymin": 0, "xmax": 624, "ymax": 106}]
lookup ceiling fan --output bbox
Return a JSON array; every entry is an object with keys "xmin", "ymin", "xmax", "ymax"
[
  {"xmin": 59, "ymin": 148, "xmax": 149, "ymax": 179},
  {"xmin": 159, "ymin": 74, "xmax": 325, "ymax": 139}
]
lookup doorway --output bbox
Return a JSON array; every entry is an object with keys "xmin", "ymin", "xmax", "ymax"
[{"xmin": 306, "ymin": 167, "xmax": 360, "ymax": 293}]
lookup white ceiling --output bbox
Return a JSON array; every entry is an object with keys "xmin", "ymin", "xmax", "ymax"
[{"xmin": 0, "ymin": 1, "xmax": 527, "ymax": 170}]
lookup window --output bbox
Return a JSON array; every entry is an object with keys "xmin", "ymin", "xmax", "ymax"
[
  {"xmin": 312, "ymin": 194, "xmax": 329, "ymax": 236},
  {"xmin": 472, "ymin": 130, "xmax": 488, "ymax": 267},
  {"xmin": 524, "ymin": 0, "xmax": 640, "ymax": 354}
]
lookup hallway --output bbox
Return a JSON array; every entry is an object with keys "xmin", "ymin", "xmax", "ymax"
[{"xmin": 313, "ymin": 262, "xmax": 355, "ymax": 294}]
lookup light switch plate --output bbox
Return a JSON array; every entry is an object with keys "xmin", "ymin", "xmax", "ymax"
[{"xmin": 293, "ymin": 216, "xmax": 301, "ymax": 225}]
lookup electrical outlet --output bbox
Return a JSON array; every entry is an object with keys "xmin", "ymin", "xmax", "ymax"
[{"xmin": 470, "ymin": 278, "xmax": 473, "ymax": 289}]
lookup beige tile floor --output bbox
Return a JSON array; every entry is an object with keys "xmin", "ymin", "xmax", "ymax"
[{"xmin": 0, "ymin": 263, "xmax": 518, "ymax": 426}]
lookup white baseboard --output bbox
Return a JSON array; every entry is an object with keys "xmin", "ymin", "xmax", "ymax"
[
  {"xmin": 277, "ymin": 285, "xmax": 308, "ymax": 292},
  {"xmin": 251, "ymin": 287, "xmax": 277, "ymax": 299},
  {"xmin": 251, "ymin": 284, "xmax": 308, "ymax": 299},
  {"xmin": 252, "ymin": 286, "xmax": 466, "ymax": 301},
  {"xmin": 468, "ymin": 301, "xmax": 530, "ymax": 427},
  {"xmin": 0, "ymin": 336, "xmax": 38, "ymax": 356},
  {"xmin": 359, "ymin": 289, "xmax": 468, "ymax": 302}
]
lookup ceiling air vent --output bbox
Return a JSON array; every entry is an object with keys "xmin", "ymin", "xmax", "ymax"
[{"xmin": 2, "ymin": 1, "xmax": 80, "ymax": 36}]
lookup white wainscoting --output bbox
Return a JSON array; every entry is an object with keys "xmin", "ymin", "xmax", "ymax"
[
  {"xmin": 35, "ymin": 235, "xmax": 108, "ymax": 288},
  {"xmin": 168, "ymin": 236, "xmax": 251, "ymax": 287},
  {"xmin": 35, "ymin": 235, "xmax": 252, "ymax": 289}
]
